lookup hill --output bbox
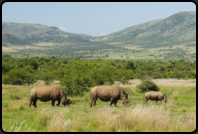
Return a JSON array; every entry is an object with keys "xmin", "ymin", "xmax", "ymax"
[
  {"xmin": 2, "ymin": 11, "xmax": 196, "ymax": 60},
  {"xmin": 2, "ymin": 22, "xmax": 94, "ymax": 40},
  {"xmin": 95, "ymin": 11, "xmax": 196, "ymax": 48}
]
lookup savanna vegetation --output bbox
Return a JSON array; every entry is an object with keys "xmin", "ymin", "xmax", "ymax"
[
  {"xmin": 2, "ymin": 79, "xmax": 196, "ymax": 132},
  {"xmin": 2, "ymin": 54, "xmax": 196, "ymax": 96},
  {"xmin": 2, "ymin": 54, "xmax": 196, "ymax": 132}
]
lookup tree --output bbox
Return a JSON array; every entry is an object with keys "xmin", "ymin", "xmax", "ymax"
[
  {"xmin": 25, "ymin": 72, "xmax": 36, "ymax": 86},
  {"xmin": 124, "ymin": 60, "xmax": 136, "ymax": 70},
  {"xmin": 40, "ymin": 71, "xmax": 53, "ymax": 85},
  {"xmin": 7, "ymin": 68, "xmax": 28, "ymax": 85},
  {"xmin": 117, "ymin": 69, "xmax": 134, "ymax": 85},
  {"xmin": 29, "ymin": 59, "xmax": 38, "ymax": 70},
  {"xmin": 192, "ymin": 70, "xmax": 196, "ymax": 79}
]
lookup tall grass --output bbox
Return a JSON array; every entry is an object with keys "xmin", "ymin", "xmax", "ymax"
[
  {"xmin": 5, "ymin": 120, "xmax": 36, "ymax": 132},
  {"xmin": 86, "ymin": 105, "xmax": 196, "ymax": 132},
  {"xmin": 47, "ymin": 109, "xmax": 71, "ymax": 132}
]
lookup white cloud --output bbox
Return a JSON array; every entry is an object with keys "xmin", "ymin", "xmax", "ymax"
[
  {"xmin": 83, "ymin": 30, "xmax": 87, "ymax": 33},
  {"xmin": 59, "ymin": 27, "xmax": 66, "ymax": 31},
  {"xmin": 100, "ymin": 33, "xmax": 108, "ymax": 36}
]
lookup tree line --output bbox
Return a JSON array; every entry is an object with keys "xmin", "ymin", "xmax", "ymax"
[{"xmin": 2, "ymin": 54, "xmax": 196, "ymax": 96}]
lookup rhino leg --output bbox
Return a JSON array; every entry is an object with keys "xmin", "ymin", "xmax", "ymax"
[
  {"xmin": 113, "ymin": 100, "xmax": 118, "ymax": 107},
  {"xmin": 33, "ymin": 100, "xmax": 37, "ymax": 108},
  {"xmin": 90, "ymin": 97, "xmax": 97, "ymax": 108},
  {"xmin": 29, "ymin": 101, "xmax": 32, "ymax": 108},
  {"xmin": 93, "ymin": 98, "xmax": 97, "ymax": 107},
  {"xmin": 155, "ymin": 100, "xmax": 158, "ymax": 104},
  {"xmin": 109, "ymin": 97, "xmax": 115, "ymax": 107},
  {"xmin": 52, "ymin": 99, "xmax": 56, "ymax": 106},
  {"xmin": 89, "ymin": 100, "xmax": 92, "ymax": 108},
  {"xmin": 57, "ymin": 99, "xmax": 60, "ymax": 106}
]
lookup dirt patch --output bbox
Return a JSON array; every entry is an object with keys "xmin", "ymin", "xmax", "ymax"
[
  {"xmin": 114, "ymin": 79, "xmax": 196, "ymax": 87},
  {"xmin": 2, "ymin": 47, "xmax": 18, "ymax": 52}
]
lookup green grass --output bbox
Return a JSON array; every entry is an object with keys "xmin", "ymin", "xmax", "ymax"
[{"xmin": 2, "ymin": 81, "xmax": 196, "ymax": 132}]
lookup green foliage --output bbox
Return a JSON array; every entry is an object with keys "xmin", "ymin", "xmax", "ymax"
[
  {"xmin": 137, "ymin": 79, "xmax": 160, "ymax": 92},
  {"xmin": 117, "ymin": 69, "xmax": 134, "ymax": 85},
  {"xmin": 5, "ymin": 68, "xmax": 34, "ymax": 85},
  {"xmin": 124, "ymin": 60, "xmax": 136, "ymax": 70},
  {"xmin": 2, "ymin": 75, "xmax": 9, "ymax": 84},
  {"xmin": 191, "ymin": 70, "xmax": 196, "ymax": 79},
  {"xmin": 2, "ymin": 54, "xmax": 196, "ymax": 96},
  {"xmin": 40, "ymin": 71, "xmax": 53, "ymax": 86}
]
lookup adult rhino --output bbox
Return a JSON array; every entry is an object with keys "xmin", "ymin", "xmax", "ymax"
[
  {"xmin": 29, "ymin": 86, "xmax": 73, "ymax": 108},
  {"xmin": 89, "ymin": 85, "xmax": 134, "ymax": 107},
  {"xmin": 143, "ymin": 91, "xmax": 168, "ymax": 104}
]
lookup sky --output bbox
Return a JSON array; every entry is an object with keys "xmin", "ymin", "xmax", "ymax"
[{"xmin": 2, "ymin": 2, "xmax": 196, "ymax": 36}]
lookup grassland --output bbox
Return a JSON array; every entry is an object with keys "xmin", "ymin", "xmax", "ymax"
[{"xmin": 2, "ymin": 79, "xmax": 196, "ymax": 132}]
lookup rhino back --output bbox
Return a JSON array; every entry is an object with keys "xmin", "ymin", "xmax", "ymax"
[
  {"xmin": 34, "ymin": 86, "xmax": 62, "ymax": 101},
  {"xmin": 92, "ymin": 86, "xmax": 120, "ymax": 101},
  {"xmin": 146, "ymin": 91, "xmax": 164, "ymax": 100}
]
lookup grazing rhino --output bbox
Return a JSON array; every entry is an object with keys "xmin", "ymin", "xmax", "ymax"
[
  {"xmin": 143, "ymin": 91, "xmax": 168, "ymax": 104},
  {"xmin": 29, "ymin": 86, "xmax": 73, "ymax": 108},
  {"xmin": 89, "ymin": 85, "xmax": 134, "ymax": 107}
]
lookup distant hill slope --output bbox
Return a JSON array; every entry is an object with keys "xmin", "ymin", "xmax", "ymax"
[
  {"xmin": 2, "ymin": 11, "xmax": 196, "ymax": 59},
  {"xmin": 96, "ymin": 11, "xmax": 196, "ymax": 48},
  {"xmin": 2, "ymin": 22, "xmax": 94, "ymax": 39}
]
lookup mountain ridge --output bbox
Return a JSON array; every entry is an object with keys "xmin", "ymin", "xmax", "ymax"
[
  {"xmin": 94, "ymin": 11, "xmax": 196, "ymax": 48},
  {"xmin": 2, "ymin": 11, "xmax": 196, "ymax": 59}
]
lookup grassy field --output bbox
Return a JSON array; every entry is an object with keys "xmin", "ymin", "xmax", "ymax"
[{"xmin": 2, "ymin": 79, "xmax": 196, "ymax": 132}]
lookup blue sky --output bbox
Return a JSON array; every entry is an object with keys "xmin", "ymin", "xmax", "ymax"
[{"xmin": 2, "ymin": 2, "xmax": 196, "ymax": 36}]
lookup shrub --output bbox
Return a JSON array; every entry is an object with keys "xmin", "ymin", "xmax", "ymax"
[
  {"xmin": 2, "ymin": 75, "xmax": 9, "ymax": 84},
  {"xmin": 7, "ymin": 69, "xmax": 28, "ymax": 85},
  {"xmin": 137, "ymin": 79, "xmax": 160, "ymax": 92}
]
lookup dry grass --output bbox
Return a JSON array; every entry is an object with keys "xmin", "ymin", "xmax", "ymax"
[
  {"xmin": 122, "ymin": 44, "xmax": 196, "ymax": 54},
  {"xmin": 88, "ymin": 105, "xmax": 196, "ymax": 132},
  {"xmin": 47, "ymin": 109, "xmax": 71, "ymax": 132},
  {"xmin": 172, "ymin": 91, "xmax": 179, "ymax": 99},
  {"xmin": 34, "ymin": 42, "xmax": 56, "ymax": 46},
  {"xmin": 3, "ymin": 101, "xmax": 25, "ymax": 112},
  {"xmin": 7, "ymin": 120, "xmax": 35, "ymax": 132},
  {"xmin": 2, "ymin": 47, "xmax": 18, "ymax": 52},
  {"xmin": 123, "ymin": 45, "xmax": 145, "ymax": 51},
  {"xmin": 118, "ymin": 79, "xmax": 196, "ymax": 88},
  {"xmin": 2, "ymin": 45, "xmax": 50, "ymax": 52},
  {"xmin": 109, "ymin": 42, "xmax": 123, "ymax": 45}
]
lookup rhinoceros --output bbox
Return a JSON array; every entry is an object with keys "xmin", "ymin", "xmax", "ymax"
[
  {"xmin": 89, "ymin": 85, "xmax": 134, "ymax": 107},
  {"xmin": 29, "ymin": 86, "xmax": 73, "ymax": 108},
  {"xmin": 143, "ymin": 91, "xmax": 168, "ymax": 104}
]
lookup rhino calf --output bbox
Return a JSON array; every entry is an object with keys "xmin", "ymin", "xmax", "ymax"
[
  {"xmin": 143, "ymin": 91, "xmax": 168, "ymax": 104},
  {"xmin": 29, "ymin": 86, "xmax": 73, "ymax": 108},
  {"xmin": 89, "ymin": 85, "xmax": 133, "ymax": 107}
]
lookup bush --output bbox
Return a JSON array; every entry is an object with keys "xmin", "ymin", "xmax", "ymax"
[
  {"xmin": 137, "ymin": 79, "xmax": 160, "ymax": 92},
  {"xmin": 7, "ymin": 69, "xmax": 28, "ymax": 85},
  {"xmin": 2, "ymin": 75, "xmax": 9, "ymax": 84}
]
